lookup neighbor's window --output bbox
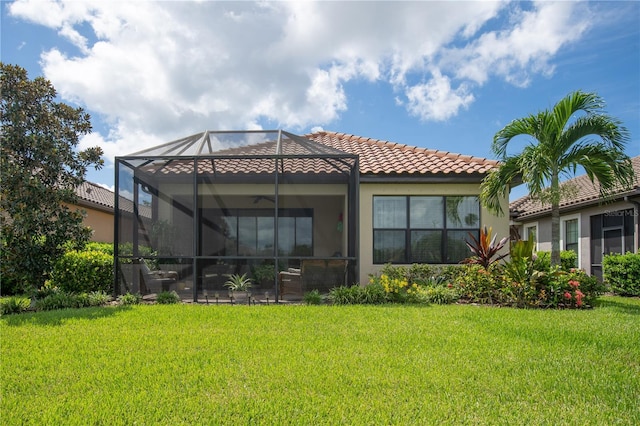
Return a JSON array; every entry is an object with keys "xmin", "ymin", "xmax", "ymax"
[
  {"xmin": 525, "ymin": 225, "xmax": 537, "ymax": 245},
  {"xmin": 373, "ymin": 196, "xmax": 480, "ymax": 264},
  {"xmin": 564, "ymin": 218, "xmax": 578, "ymax": 254}
]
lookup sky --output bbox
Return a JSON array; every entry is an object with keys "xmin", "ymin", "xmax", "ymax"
[{"xmin": 1, "ymin": 0, "xmax": 639, "ymax": 201}]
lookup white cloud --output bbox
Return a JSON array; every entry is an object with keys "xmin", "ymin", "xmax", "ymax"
[
  {"xmin": 405, "ymin": 71, "xmax": 474, "ymax": 121},
  {"xmin": 9, "ymin": 0, "xmax": 593, "ymax": 162}
]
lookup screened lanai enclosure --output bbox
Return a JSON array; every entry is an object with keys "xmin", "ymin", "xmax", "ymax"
[{"xmin": 115, "ymin": 130, "xmax": 359, "ymax": 301}]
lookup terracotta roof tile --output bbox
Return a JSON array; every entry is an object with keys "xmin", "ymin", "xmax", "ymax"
[
  {"xmin": 510, "ymin": 155, "xmax": 640, "ymax": 219},
  {"xmin": 75, "ymin": 181, "xmax": 114, "ymax": 210},
  {"xmin": 306, "ymin": 131, "xmax": 498, "ymax": 176},
  {"xmin": 134, "ymin": 130, "xmax": 499, "ymax": 178}
]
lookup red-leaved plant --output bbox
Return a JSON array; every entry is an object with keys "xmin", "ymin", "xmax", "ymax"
[{"xmin": 463, "ymin": 226, "xmax": 509, "ymax": 268}]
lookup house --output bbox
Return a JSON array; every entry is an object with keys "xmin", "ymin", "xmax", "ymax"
[
  {"xmin": 74, "ymin": 181, "xmax": 152, "ymax": 244},
  {"xmin": 114, "ymin": 130, "xmax": 509, "ymax": 300},
  {"xmin": 73, "ymin": 181, "xmax": 115, "ymax": 243},
  {"xmin": 509, "ymin": 155, "xmax": 640, "ymax": 280}
]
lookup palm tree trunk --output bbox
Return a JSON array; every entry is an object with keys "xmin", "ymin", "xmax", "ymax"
[
  {"xmin": 550, "ymin": 171, "xmax": 561, "ymax": 267},
  {"xmin": 551, "ymin": 202, "xmax": 561, "ymax": 267}
]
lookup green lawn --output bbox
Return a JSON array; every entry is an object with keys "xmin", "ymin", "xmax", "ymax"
[{"xmin": 2, "ymin": 297, "xmax": 639, "ymax": 425}]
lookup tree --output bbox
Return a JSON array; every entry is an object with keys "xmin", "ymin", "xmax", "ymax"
[
  {"xmin": 1, "ymin": 63, "xmax": 104, "ymax": 294},
  {"xmin": 480, "ymin": 90, "xmax": 635, "ymax": 267}
]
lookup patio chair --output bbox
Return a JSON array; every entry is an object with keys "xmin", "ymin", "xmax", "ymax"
[
  {"xmin": 302, "ymin": 259, "xmax": 348, "ymax": 294},
  {"xmin": 278, "ymin": 268, "xmax": 303, "ymax": 300},
  {"xmin": 277, "ymin": 259, "xmax": 348, "ymax": 300},
  {"xmin": 134, "ymin": 258, "xmax": 179, "ymax": 293}
]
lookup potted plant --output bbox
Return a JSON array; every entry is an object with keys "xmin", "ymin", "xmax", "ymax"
[{"xmin": 224, "ymin": 273, "xmax": 253, "ymax": 303}]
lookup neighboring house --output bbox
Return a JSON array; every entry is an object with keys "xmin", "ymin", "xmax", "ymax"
[
  {"xmin": 114, "ymin": 130, "xmax": 509, "ymax": 299},
  {"xmin": 510, "ymin": 156, "xmax": 640, "ymax": 280},
  {"xmin": 73, "ymin": 181, "xmax": 151, "ymax": 244},
  {"xmin": 73, "ymin": 181, "xmax": 115, "ymax": 243}
]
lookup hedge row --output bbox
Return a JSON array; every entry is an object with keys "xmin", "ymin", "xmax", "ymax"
[{"xmin": 603, "ymin": 252, "xmax": 640, "ymax": 296}]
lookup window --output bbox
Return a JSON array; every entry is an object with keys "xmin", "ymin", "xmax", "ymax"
[
  {"xmin": 525, "ymin": 225, "xmax": 537, "ymax": 243},
  {"xmin": 563, "ymin": 218, "xmax": 578, "ymax": 255},
  {"xmin": 201, "ymin": 209, "xmax": 313, "ymax": 256},
  {"xmin": 373, "ymin": 196, "xmax": 480, "ymax": 264}
]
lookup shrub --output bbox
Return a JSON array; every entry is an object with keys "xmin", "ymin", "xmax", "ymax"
[
  {"xmin": 87, "ymin": 291, "xmax": 112, "ymax": 306},
  {"xmin": 33, "ymin": 281, "xmax": 60, "ymax": 300},
  {"xmin": 50, "ymin": 249, "xmax": 113, "ymax": 294},
  {"xmin": 603, "ymin": 252, "xmax": 640, "ymax": 296},
  {"xmin": 84, "ymin": 242, "xmax": 114, "ymax": 255},
  {"xmin": 360, "ymin": 282, "xmax": 389, "ymax": 304},
  {"xmin": 34, "ymin": 291, "xmax": 80, "ymax": 311},
  {"xmin": 329, "ymin": 285, "xmax": 365, "ymax": 305},
  {"xmin": 534, "ymin": 267, "xmax": 604, "ymax": 309},
  {"xmin": 156, "ymin": 291, "xmax": 181, "ymax": 304},
  {"xmin": 303, "ymin": 289, "xmax": 323, "ymax": 305},
  {"xmin": 0, "ymin": 296, "xmax": 31, "ymax": 315},
  {"xmin": 118, "ymin": 292, "xmax": 142, "ymax": 305},
  {"xmin": 454, "ymin": 265, "xmax": 504, "ymax": 305},
  {"xmin": 422, "ymin": 285, "xmax": 459, "ymax": 305},
  {"xmin": 534, "ymin": 251, "xmax": 578, "ymax": 272},
  {"xmin": 377, "ymin": 274, "xmax": 409, "ymax": 303}
]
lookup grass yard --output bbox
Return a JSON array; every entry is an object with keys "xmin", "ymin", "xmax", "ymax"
[{"xmin": 2, "ymin": 297, "xmax": 639, "ymax": 425}]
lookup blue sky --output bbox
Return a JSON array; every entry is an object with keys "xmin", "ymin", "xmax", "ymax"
[{"xmin": 2, "ymin": 1, "xmax": 639, "ymax": 200}]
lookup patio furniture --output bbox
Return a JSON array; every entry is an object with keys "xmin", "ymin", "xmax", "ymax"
[
  {"xmin": 134, "ymin": 258, "xmax": 179, "ymax": 293},
  {"xmin": 278, "ymin": 259, "xmax": 348, "ymax": 300}
]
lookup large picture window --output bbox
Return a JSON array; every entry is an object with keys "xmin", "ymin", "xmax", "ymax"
[
  {"xmin": 201, "ymin": 208, "xmax": 313, "ymax": 257},
  {"xmin": 373, "ymin": 196, "xmax": 479, "ymax": 264}
]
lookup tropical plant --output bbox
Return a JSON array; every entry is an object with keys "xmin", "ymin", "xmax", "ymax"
[
  {"xmin": 480, "ymin": 90, "xmax": 635, "ymax": 267},
  {"xmin": 503, "ymin": 239, "xmax": 537, "ymax": 285},
  {"xmin": 156, "ymin": 291, "xmax": 181, "ymax": 304},
  {"xmin": 117, "ymin": 292, "xmax": 143, "ymax": 305},
  {"xmin": 303, "ymin": 289, "xmax": 323, "ymax": 305},
  {"xmin": 462, "ymin": 226, "xmax": 508, "ymax": 268},
  {"xmin": 223, "ymin": 273, "xmax": 253, "ymax": 292},
  {"xmin": 0, "ymin": 63, "xmax": 104, "ymax": 294},
  {"xmin": 0, "ymin": 296, "xmax": 31, "ymax": 315}
]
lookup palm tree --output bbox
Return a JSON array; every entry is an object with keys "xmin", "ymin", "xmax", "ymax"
[{"xmin": 480, "ymin": 90, "xmax": 636, "ymax": 267}]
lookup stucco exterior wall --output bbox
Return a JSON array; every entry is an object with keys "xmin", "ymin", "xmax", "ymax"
[
  {"xmin": 67, "ymin": 203, "xmax": 114, "ymax": 243},
  {"xmin": 515, "ymin": 199, "xmax": 639, "ymax": 272},
  {"xmin": 358, "ymin": 182, "xmax": 510, "ymax": 284}
]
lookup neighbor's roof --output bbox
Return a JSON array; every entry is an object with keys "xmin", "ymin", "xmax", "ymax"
[
  {"xmin": 75, "ymin": 181, "xmax": 150, "ymax": 217},
  {"xmin": 510, "ymin": 155, "xmax": 640, "ymax": 220},
  {"xmin": 75, "ymin": 181, "xmax": 114, "ymax": 211},
  {"xmin": 123, "ymin": 129, "xmax": 499, "ymax": 179}
]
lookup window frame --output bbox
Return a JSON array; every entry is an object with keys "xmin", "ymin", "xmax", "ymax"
[
  {"xmin": 372, "ymin": 195, "xmax": 480, "ymax": 264},
  {"xmin": 560, "ymin": 214, "xmax": 580, "ymax": 266},
  {"xmin": 524, "ymin": 223, "xmax": 538, "ymax": 251},
  {"xmin": 201, "ymin": 208, "xmax": 313, "ymax": 257}
]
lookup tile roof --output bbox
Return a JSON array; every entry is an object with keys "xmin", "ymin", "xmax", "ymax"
[
  {"xmin": 136, "ymin": 130, "xmax": 499, "ymax": 179},
  {"xmin": 510, "ymin": 155, "xmax": 640, "ymax": 220},
  {"xmin": 75, "ymin": 181, "xmax": 114, "ymax": 211},
  {"xmin": 307, "ymin": 131, "xmax": 499, "ymax": 176},
  {"xmin": 75, "ymin": 181, "xmax": 151, "ymax": 217}
]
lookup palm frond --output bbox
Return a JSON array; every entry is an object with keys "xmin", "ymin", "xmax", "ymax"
[
  {"xmin": 479, "ymin": 155, "xmax": 521, "ymax": 216},
  {"xmin": 492, "ymin": 116, "xmax": 537, "ymax": 159}
]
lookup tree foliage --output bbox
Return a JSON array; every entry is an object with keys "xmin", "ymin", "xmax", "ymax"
[
  {"xmin": 1, "ymin": 63, "xmax": 104, "ymax": 294},
  {"xmin": 480, "ymin": 90, "xmax": 635, "ymax": 267}
]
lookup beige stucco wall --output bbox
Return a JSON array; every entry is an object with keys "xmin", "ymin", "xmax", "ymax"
[
  {"xmin": 358, "ymin": 182, "xmax": 510, "ymax": 284},
  {"xmin": 67, "ymin": 203, "xmax": 114, "ymax": 243}
]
